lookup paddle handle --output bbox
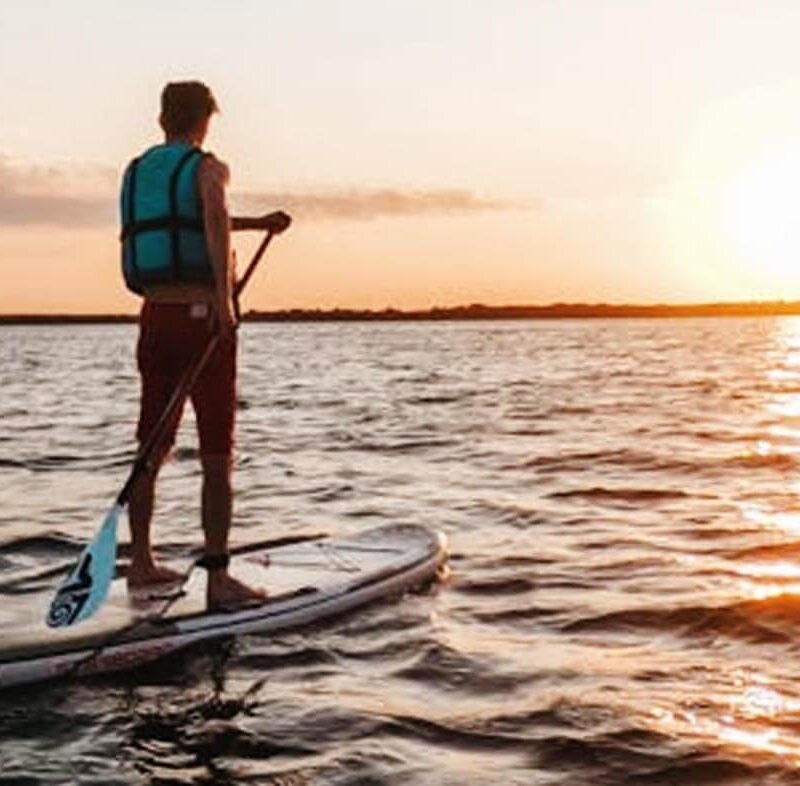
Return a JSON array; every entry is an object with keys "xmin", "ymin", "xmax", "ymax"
[
  {"xmin": 236, "ymin": 230, "xmax": 274, "ymax": 298},
  {"xmin": 117, "ymin": 229, "xmax": 275, "ymax": 507}
]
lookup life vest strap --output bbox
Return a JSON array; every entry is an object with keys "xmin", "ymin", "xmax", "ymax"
[
  {"xmin": 120, "ymin": 215, "xmax": 204, "ymax": 242},
  {"xmin": 169, "ymin": 148, "xmax": 204, "ymax": 280},
  {"xmin": 125, "ymin": 157, "xmax": 141, "ymax": 283}
]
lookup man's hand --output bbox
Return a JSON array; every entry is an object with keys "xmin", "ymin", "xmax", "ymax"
[{"xmin": 261, "ymin": 210, "xmax": 292, "ymax": 234}]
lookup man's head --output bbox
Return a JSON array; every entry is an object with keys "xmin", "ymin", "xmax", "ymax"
[{"xmin": 159, "ymin": 81, "xmax": 218, "ymax": 143}]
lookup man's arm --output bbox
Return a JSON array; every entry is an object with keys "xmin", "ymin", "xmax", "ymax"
[
  {"xmin": 198, "ymin": 156, "xmax": 236, "ymax": 334},
  {"xmin": 231, "ymin": 216, "xmax": 264, "ymax": 231},
  {"xmin": 232, "ymin": 212, "xmax": 292, "ymax": 233}
]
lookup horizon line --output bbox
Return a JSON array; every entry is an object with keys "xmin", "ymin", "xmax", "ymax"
[{"xmin": 5, "ymin": 300, "xmax": 800, "ymax": 324}]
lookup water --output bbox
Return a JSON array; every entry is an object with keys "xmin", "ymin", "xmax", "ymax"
[{"xmin": 3, "ymin": 317, "xmax": 800, "ymax": 784}]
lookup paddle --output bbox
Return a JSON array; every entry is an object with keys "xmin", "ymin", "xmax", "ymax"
[{"xmin": 46, "ymin": 229, "xmax": 276, "ymax": 628}]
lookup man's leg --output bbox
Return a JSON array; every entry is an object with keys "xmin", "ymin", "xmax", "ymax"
[
  {"xmin": 127, "ymin": 453, "xmax": 184, "ymax": 585},
  {"xmin": 129, "ymin": 300, "xmax": 186, "ymax": 587},
  {"xmin": 200, "ymin": 452, "xmax": 232, "ymax": 554},
  {"xmin": 201, "ymin": 452, "xmax": 265, "ymax": 606},
  {"xmin": 128, "ymin": 301, "xmax": 188, "ymax": 586},
  {"xmin": 194, "ymin": 330, "xmax": 265, "ymax": 608}
]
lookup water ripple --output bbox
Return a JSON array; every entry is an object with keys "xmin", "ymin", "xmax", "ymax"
[{"xmin": 5, "ymin": 318, "xmax": 800, "ymax": 784}]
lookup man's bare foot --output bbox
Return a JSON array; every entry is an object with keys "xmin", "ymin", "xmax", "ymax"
[
  {"xmin": 127, "ymin": 561, "xmax": 185, "ymax": 587},
  {"xmin": 207, "ymin": 571, "xmax": 267, "ymax": 610}
]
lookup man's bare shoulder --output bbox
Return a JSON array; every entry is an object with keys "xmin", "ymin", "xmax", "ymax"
[{"xmin": 198, "ymin": 153, "xmax": 230, "ymax": 186}]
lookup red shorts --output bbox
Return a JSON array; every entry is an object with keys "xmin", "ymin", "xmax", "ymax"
[{"xmin": 136, "ymin": 301, "xmax": 237, "ymax": 457}]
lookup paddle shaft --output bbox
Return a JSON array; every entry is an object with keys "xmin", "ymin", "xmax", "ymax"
[{"xmin": 117, "ymin": 229, "xmax": 275, "ymax": 507}]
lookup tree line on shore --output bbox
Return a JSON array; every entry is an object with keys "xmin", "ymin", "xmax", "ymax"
[{"xmin": 4, "ymin": 301, "xmax": 800, "ymax": 324}]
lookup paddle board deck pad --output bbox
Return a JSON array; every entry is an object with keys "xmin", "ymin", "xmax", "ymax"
[{"xmin": 0, "ymin": 524, "xmax": 447, "ymax": 690}]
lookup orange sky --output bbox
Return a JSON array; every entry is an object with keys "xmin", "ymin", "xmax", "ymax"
[{"xmin": 3, "ymin": 1, "xmax": 800, "ymax": 313}]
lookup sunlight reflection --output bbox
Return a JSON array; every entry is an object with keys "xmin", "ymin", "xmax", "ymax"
[
  {"xmin": 740, "ymin": 322, "xmax": 800, "ymax": 469},
  {"xmin": 648, "ymin": 676, "xmax": 800, "ymax": 765},
  {"xmin": 732, "ymin": 562, "xmax": 800, "ymax": 581},
  {"xmin": 754, "ymin": 440, "xmax": 772, "ymax": 456},
  {"xmin": 732, "ymin": 581, "xmax": 800, "ymax": 601},
  {"xmin": 767, "ymin": 368, "xmax": 800, "ymax": 383},
  {"xmin": 766, "ymin": 321, "xmax": 800, "ymax": 388},
  {"xmin": 670, "ymin": 321, "xmax": 800, "ymax": 765},
  {"xmin": 725, "ymin": 557, "xmax": 800, "ymax": 597},
  {"xmin": 734, "ymin": 686, "xmax": 787, "ymax": 719},
  {"xmin": 741, "ymin": 504, "xmax": 800, "ymax": 538},
  {"xmin": 766, "ymin": 428, "xmax": 800, "ymax": 451}
]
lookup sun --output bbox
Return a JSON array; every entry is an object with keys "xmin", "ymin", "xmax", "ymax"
[{"xmin": 718, "ymin": 146, "xmax": 800, "ymax": 279}]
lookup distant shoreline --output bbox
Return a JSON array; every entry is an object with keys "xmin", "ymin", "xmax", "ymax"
[{"xmin": 4, "ymin": 302, "xmax": 800, "ymax": 324}]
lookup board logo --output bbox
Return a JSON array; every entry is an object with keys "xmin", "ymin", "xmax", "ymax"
[{"xmin": 47, "ymin": 553, "xmax": 94, "ymax": 628}]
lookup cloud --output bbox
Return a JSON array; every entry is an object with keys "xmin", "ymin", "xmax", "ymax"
[
  {"xmin": 0, "ymin": 154, "xmax": 527, "ymax": 228},
  {"xmin": 0, "ymin": 156, "xmax": 116, "ymax": 228},
  {"xmin": 0, "ymin": 192, "xmax": 114, "ymax": 228}
]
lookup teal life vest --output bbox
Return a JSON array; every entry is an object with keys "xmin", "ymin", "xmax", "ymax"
[{"xmin": 120, "ymin": 143, "xmax": 215, "ymax": 295}]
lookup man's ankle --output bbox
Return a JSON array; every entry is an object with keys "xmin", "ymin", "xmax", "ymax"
[{"xmin": 129, "ymin": 551, "xmax": 156, "ymax": 571}]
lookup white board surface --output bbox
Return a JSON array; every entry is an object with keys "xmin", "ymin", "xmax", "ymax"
[{"xmin": 0, "ymin": 524, "xmax": 447, "ymax": 690}]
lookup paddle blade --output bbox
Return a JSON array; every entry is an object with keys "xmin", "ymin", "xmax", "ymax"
[{"xmin": 46, "ymin": 504, "xmax": 121, "ymax": 628}]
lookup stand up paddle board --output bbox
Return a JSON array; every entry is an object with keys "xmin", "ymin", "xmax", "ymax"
[{"xmin": 0, "ymin": 524, "xmax": 447, "ymax": 690}]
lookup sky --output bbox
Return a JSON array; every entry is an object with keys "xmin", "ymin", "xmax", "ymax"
[{"xmin": 3, "ymin": 0, "xmax": 800, "ymax": 313}]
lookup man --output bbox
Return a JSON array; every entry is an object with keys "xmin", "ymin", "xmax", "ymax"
[{"xmin": 120, "ymin": 81, "xmax": 290, "ymax": 607}]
